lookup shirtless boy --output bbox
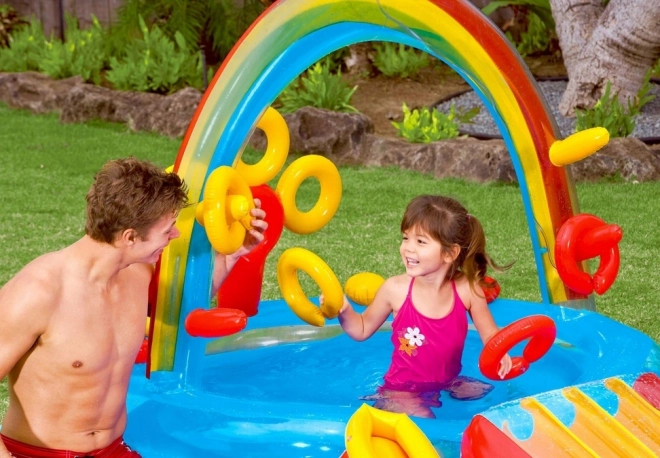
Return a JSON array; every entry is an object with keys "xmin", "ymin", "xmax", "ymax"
[{"xmin": 0, "ymin": 158, "xmax": 267, "ymax": 457}]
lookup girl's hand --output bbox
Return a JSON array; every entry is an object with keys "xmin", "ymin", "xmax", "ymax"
[
  {"xmin": 319, "ymin": 294, "xmax": 352, "ymax": 316},
  {"xmin": 498, "ymin": 353, "xmax": 513, "ymax": 379}
]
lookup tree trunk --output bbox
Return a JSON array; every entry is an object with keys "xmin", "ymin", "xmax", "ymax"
[{"xmin": 550, "ymin": 0, "xmax": 660, "ymax": 117}]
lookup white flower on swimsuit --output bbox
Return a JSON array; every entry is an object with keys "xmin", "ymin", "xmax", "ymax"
[{"xmin": 405, "ymin": 326, "xmax": 425, "ymax": 347}]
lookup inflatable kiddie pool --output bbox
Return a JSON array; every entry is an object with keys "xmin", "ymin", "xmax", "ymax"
[{"xmin": 124, "ymin": 1, "xmax": 660, "ymax": 456}]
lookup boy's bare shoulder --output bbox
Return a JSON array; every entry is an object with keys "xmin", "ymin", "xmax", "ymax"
[{"xmin": 0, "ymin": 251, "xmax": 65, "ymax": 317}]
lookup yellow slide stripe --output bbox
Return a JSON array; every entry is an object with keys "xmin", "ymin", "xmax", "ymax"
[
  {"xmin": 605, "ymin": 378, "xmax": 660, "ymax": 454},
  {"xmin": 518, "ymin": 398, "xmax": 597, "ymax": 457},
  {"xmin": 563, "ymin": 387, "xmax": 656, "ymax": 457}
]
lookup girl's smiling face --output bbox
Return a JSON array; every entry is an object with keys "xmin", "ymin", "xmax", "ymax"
[{"xmin": 400, "ymin": 226, "xmax": 447, "ymax": 277}]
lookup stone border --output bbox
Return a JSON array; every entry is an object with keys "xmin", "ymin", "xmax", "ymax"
[{"xmin": 2, "ymin": 71, "xmax": 659, "ymax": 182}]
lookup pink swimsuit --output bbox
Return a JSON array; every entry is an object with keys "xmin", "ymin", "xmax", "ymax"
[{"xmin": 383, "ymin": 278, "xmax": 468, "ymax": 391}]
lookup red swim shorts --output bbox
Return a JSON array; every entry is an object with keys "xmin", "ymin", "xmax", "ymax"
[{"xmin": 0, "ymin": 434, "xmax": 141, "ymax": 458}]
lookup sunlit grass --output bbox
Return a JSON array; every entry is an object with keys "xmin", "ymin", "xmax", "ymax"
[{"xmin": 2, "ymin": 103, "xmax": 660, "ymax": 423}]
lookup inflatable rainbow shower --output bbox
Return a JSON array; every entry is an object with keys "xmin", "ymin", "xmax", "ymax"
[{"xmin": 122, "ymin": 1, "xmax": 660, "ymax": 456}]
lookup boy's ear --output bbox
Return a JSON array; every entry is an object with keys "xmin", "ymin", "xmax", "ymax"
[{"xmin": 121, "ymin": 228, "xmax": 138, "ymax": 245}]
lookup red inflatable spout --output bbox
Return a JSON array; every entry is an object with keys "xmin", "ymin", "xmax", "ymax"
[{"xmin": 216, "ymin": 184, "xmax": 285, "ymax": 316}]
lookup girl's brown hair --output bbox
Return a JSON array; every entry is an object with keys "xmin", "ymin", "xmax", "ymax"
[
  {"xmin": 400, "ymin": 195, "xmax": 510, "ymax": 293},
  {"xmin": 85, "ymin": 157, "xmax": 189, "ymax": 243}
]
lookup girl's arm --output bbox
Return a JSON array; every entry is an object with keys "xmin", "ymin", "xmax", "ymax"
[
  {"xmin": 466, "ymin": 286, "xmax": 513, "ymax": 379},
  {"xmin": 337, "ymin": 277, "xmax": 397, "ymax": 341}
]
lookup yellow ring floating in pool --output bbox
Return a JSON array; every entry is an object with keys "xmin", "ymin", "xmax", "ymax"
[
  {"xmin": 276, "ymin": 155, "xmax": 342, "ymax": 234},
  {"xmin": 345, "ymin": 404, "xmax": 440, "ymax": 458},
  {"xmin": 236, "ymin": 107, "xmax": 290, "ymax": 186},
  {"xmin": 277, "ymin": 247, "xmax": 343, "ymax": 327},
  {"xmin": 197, "ymin": 166, "xmax": 254, "ymax": 255}
]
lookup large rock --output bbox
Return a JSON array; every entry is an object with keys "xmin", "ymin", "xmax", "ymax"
[
  {"xmin": 568, "ymin": 138, "xmax": 660, "ymax": 182},
  {"xmin": 361, "ymin": 136, "xmax": 516, "ymax": 183},
  {"xmin": 249, "ymin": 106, "xmax": 374, "ymax": 164},
  {"xmin": 60, "ymin": 84, "xmax": 202, "ymax": 138},
  {"xmin": 0, "ymin": 71, "xmax": 81, "ymax": 113}
]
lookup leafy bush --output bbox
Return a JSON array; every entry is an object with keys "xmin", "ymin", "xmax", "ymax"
[
  {"xmin": 651, "ymin": 58, "xmax": 660, "ymax": 78},
  {"xmin": 278, "ymin": 58, "xmax": 358, "ymax": 114},
  {"xmin": 482, "ymin": 0, "xmax": 555, "ymax": 31},
  {"xmin": 106, "ymin": 16, "xmax": 205, "ymax": 94},
  {"xmin": 39, "ymin": 15, "xmax": 107, "ymax": 84},
  {"xmin": 372, "ymin": 42, "xmax": 429, "ymax": 78},
  {"xmin": 110, "ymin": 0, "xmax": 265, "ymax": 64},
  {"xmin": 0, "ymin": 20, "xmax": 45, "ymax": 72},
  {"xmin": 0, "ymin": 5, "xmax": 29, "ymax": 48},
  {"xmin": 392, "ymin": 103, "xmax": 478, "ymax": 143},
  {"xmin": 507, "ymin": 12, "xmax": 551, "ymax": 57},
  {"xmin": 575, "ymin": 76, "xmax": 655, "ymax": 138}
]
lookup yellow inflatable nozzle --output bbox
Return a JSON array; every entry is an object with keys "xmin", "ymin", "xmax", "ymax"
[
  {"xmin": 344, "ymin": 272, "xmax": 385, "ymax": 306},
  {"xmin": 549, "ymin": 127, "xmax": 609, "ymax": 166}
]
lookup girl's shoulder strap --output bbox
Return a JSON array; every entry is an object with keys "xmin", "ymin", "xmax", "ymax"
[{"xmin": 406, "ymin": 276, "xmax": 415, "ymax": 298}]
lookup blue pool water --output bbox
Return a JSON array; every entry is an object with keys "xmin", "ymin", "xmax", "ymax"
[{"xmin": 124, "ymin": 299, "xmax": 659, "ymax": 457}]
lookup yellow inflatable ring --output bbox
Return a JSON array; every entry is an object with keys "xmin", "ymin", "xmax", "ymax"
[
  {"xmin": 277, "ymin": 247, "xmax": 343, "ymax": 327},
  {"xmin": 345, "ymin": 404, "xmax": 439, "ymax": 458},
  {"xmin": 236, "ymin": 107, "xmax": 290, "ymax": 186},
  {"xmin": 197, "ymin": 166, "xmax": 254, "ymax": 255},
  {"xmin": 276, "ymin": 155, "xmax": 342, "ymax": 234}
]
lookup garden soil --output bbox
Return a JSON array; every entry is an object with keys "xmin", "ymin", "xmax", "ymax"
[{"xmin": 351, "ymin": 54, "xmax": 567, "ymax": 139}]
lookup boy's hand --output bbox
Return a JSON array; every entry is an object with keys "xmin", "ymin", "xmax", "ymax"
[{"xmin": 232, "ymin": 198, "xmax": 267, "ymax": 258}]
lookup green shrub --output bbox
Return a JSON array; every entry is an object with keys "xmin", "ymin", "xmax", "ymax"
[
  {"xmin": 110, "ymin": 0, "xmax": 265, "ymax": 64},
  {"xmin": 507, "ymin": 12, "xmax": 551, "ymax": 57},
  {"xmin": 106, "ymin": 16, "xmax": 205, "ymax": 94},
  {"xmin": 482, "ymin": 0, "xmax": 555, "ymax": 31},
  {"xmin": 278, "ymin": 58, "xmax": 358, "ymax": 114},
  {"xmin": 0, "ymin": 20, "xmax": 45, "ymax": 72},
  {"xmin": 372, "ymin": 42, "xmax": 429, "ymax": 78},
  {"xmin": 651, "ymin": 58, "xmax": 660, "ymax": 78},
  {"xmin": 0, "ymin": 5, "xmax": 29, "ymax": 48},
  {"xmin": 575, "ymin": 75, "xmax": 655, "ymax": 138},
  {"xmin": 392, "ymin": 103, "xmax": 478, "ymax": 143},
  {"xmin": 39, "ymin": 15, "xmax": 107, "ymax": 84}
]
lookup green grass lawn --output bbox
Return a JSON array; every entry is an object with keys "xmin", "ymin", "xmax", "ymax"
[{"xmin": 1, "ymin": 103, "xmax": 660, "ymax": 422}]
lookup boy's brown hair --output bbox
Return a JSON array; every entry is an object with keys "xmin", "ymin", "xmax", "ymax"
[{"xmin": 85, "ymin": 157, "xmax": 189, "ymax": 243}]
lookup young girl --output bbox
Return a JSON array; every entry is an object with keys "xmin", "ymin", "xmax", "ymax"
[{"xmin": 335, "ymin": 195, "xmax": 512, "ymax": 417}]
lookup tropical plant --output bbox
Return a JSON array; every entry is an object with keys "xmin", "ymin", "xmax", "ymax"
[
  {"xmin": 278, "ymin": 58, "xmax": 358, "ymax": 114},
  {"xmin": 0, "ymin": 5, "xmax": 28, "ymax": 48},
  {"xmin": 507, "ymin": 12, "xmax": 552, "ymax": 57},
  {"xmin": 575, "ymin": 75, "xmax": 655, "ymax": 137},
  {"xmin": 392, "ymin": 103, "xmax": 479, "ymax": 143},
  {"xmin": 372, "ymin": 42, "xmax": 430, "ymax": 79},
  {"xmin": 108, "ymin": 0, "xmax": 266, "ymax": 64},
  {"xmin": 106, "ymin": 16, "xmax": 206, "ymax": 94},
  {"xmin": 0, "ymin": 20, "xmax": 45, "ymax": 72},
  {"xmin": 482, "ymin": 0, "xmax": 555, "ymax": 31},
  {"xmin": 39, "ymin": 15, "xmax": 107, "ymax": 84}
]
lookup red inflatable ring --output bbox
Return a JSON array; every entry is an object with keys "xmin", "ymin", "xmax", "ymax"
[
  {"xmin": 479, "ymin": 315, "xmax": 556, "ymax": 381},
  {"xmin": 555, "ymin": 213, "xmax": 622, "ymax": 296}
]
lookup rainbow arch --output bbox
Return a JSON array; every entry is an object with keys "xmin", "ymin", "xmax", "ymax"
[{"xmin": 149, "ymin": 0, "xmax": 585, "ymax": 373}]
